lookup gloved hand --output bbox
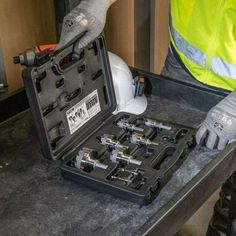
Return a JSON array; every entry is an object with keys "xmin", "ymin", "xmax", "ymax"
[
  {"xmin": 56, "ymin": 0, "xmax": 112, "ymax": 50},
  {"xmin": 196, "ymin": 91, "xmax": 236, "ymax": 150}
]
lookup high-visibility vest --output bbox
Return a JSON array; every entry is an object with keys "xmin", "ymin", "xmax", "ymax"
[{"xmin": 170, "ymin": 0, "xmax": 236, "ymax": 91}]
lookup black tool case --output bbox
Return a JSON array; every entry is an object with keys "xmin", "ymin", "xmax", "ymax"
[{"xmin": 22, "ymin": 36, "xmax": 195, "ymax": 205}]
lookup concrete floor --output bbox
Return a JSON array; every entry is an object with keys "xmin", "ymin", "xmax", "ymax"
[{"xmin": 179, "ymin": 190, "xmax": 220, "ymax": 236}]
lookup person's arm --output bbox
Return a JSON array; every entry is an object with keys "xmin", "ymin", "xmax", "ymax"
[{"xmin": 56, "ymin": 0, "xmax": 118, "ymax": 50}]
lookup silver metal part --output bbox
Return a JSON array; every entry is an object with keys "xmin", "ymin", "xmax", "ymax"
[
  {"xmin": 131, "ymin": 133, "xmax": 159, "ymax": 147},
  {"xmin": 111, "ymin": 176, "xmax": 133, "ymax": 184},
  {"xmin": 75, "ymin": 148, "xmax": 108, "ymax": 170},
  {"xmin": 118, "ymin": 168, "xmax": 139, "ymax": 176},
  {"xmin": 111, "ymin": 168, "xmax": 140, "ymax": 185},
  {"xmin": 100, "ymin": 134, "xmax": 128, "ymax": 151},
  {"xmin": 16, "ymin": 49, "xmax": 36, "ymax": 66},
  {"xmin": 110, "ymin": 150, "xmax": 142, "ymax": 166},
  {"xmin": 144, "ymin": 118, "xmax": 172, "ymax": 130},
  {"xmin": 117, "ymin": 119, "xmax": 144, "ymax": 132}
]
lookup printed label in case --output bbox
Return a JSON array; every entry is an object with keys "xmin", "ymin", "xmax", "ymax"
[{"xmin": 66, "ymin": 90, "xmax": 101, "ymax": 134}]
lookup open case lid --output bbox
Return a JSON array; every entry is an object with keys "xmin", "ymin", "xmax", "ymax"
[{"xmin": 22, "ymin": 36, "xmax": 117, "ymax": 160}]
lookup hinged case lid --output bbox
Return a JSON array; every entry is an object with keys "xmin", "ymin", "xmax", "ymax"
[{"xmin": 23, "ymin": 36, "xmax": 117, "ymax": 160}]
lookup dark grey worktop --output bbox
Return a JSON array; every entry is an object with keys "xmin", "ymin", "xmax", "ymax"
[{"xmin": 0, "ymin": 96, "xmax": 219, "ymax": 236}]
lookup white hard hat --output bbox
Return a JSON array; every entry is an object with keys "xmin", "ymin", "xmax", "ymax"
[{"xmin": 108, "ymin": 52, "xmax": 147, "ymax": 115}]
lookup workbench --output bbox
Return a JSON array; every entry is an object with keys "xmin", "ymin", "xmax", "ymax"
[{"xmin": 1, "ymin": 73, "xmax": 236, "ymax": 236}]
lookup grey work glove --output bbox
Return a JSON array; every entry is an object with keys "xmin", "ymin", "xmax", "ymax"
[
  {"xmin": 196, "ymin": 91, "xmax": 236, "ymax": 150},
  {"xmin": 56, "ymin": 0, "xmax": 112, "ymax": 50}
]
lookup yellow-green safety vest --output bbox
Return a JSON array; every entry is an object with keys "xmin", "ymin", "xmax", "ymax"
[{"xmin": 170, "ymin": 0, "xmax": 236, "ymax": 91}]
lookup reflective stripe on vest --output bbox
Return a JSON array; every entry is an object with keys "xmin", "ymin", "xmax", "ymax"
[
  {"xmin": 211, "ymin": 57, "xmax": 236, "ymax": 79},
  {"xmin": 170, "ymin": 25, "xmax": 206, "ymax": 67},
  {"xmin": 171, "ymin": 23, "xmax": 236, "ymax": 80}
]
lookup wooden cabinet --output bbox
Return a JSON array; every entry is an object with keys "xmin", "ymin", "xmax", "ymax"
[
  {"xmin": 0, "ymin": 0, "xmax": 56, "ymax": 92},
  {"xmin": 150, "ymin": 0, "xmax": 170, "ymax": 74},
  {"xmin": 2, "ymin": 0, "xmax": 169, "ymax": 92},
  {"xmin": 105, "ymin": 0, "xmax": 151, "ymax": 71},
  {"xmin": 105, "ymin": 0, "xmax": 170, "ymax": 74}
]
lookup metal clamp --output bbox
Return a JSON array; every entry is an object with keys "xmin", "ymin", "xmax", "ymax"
[
  {"xmin": 110, "ymin": 168, "xmax": 145, "ymax": 187},
  {"xmin": 111, "ymin": 168, "xmax": 140, "ymax": 184}
]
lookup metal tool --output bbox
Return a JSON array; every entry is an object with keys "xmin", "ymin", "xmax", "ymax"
[
  {"xmin": 111, "ymin": 168, "xmax": 139, "ymax": 184},
  {"xmin": 75, "ymin": 148, "xmax": 108, "ymax": 170},
  {"xmin": 110, "ymin": 150, "xmax": 142, "ymax": 166},
  {"xmin": 131, "ymin": 133, "xmax": 159, "ymax": 147},
  {"xmin": 110, "ymin": 168, "xmax": 145, "ymax": 187},
  {"xmin": 99, "ymin": 134, "xmax": 129, "ymax": 151},
  {"xmin": 13, "ymin": 44, "xmax": 56, "ymax": 67},
  {"xmin": 144, "ymin": 118, "xmax": 172, "ymax": 130},
  {"xmin": 117, "ymin": 119, "xmax": 144, "ymax": 132},
  {"xmin": 110, "ymin": 176, "xmax": 133, "ymax": 184}
]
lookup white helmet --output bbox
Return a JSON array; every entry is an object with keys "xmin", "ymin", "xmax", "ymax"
[{"xmin": 108, "ymin": 52, "xmax": 147, "ymax": 115}]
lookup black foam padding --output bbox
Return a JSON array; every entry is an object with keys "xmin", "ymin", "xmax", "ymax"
[
  {"xmin": 22, "ymin": 36, "xmax": 116, "ymax": 160},
  {"xmin": 61, "ymin": 110, "xmax": 195, "ymax": 205}
]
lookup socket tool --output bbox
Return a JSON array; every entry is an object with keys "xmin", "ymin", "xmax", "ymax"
[
  {"xmin": 131, "ymin": 133, "xmax": 159, "ymax": 147},
  {"xmin": 117, "ymin": 119, "xmax": 144, "ymax": 132},
  {"xmin": 99, "ymin": 134, "xmax": 129, "ymax": 151},
  {"xmin": 144, "ymin": 118, "xmax": 172, "ymax": 130},
  {"xmin": 75, "ymin": 148, "xmax": 108, "ymax": 170},
  {"xmin": 110, "ymin": 150, "xmax": 142, "ymax": 166}
]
